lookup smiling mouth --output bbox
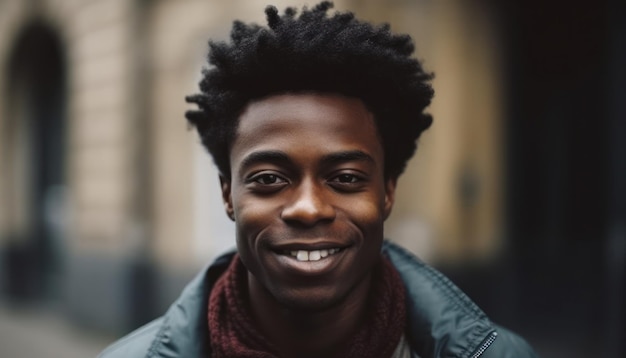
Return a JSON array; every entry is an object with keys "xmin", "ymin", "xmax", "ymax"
[{"xmin": 282, "ymin": 248, "xmax": 344, "ymax": 262}]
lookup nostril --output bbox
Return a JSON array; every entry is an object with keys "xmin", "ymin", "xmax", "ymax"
[{"xmin": 280, "ymin": 181, "xmax": 336, "ymax": 225}]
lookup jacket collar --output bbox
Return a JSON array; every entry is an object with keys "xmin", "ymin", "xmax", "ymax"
[
  {"xmin": 147, "ymin": 252, "xmax": 232, "ymax": 357},
  {"xmin": 382, "ymin": 241, "xmax": 495, "ymax": 358},
  {"xmin": 149, "ymin": 241, "xmax": 495, "ymax": 358}
]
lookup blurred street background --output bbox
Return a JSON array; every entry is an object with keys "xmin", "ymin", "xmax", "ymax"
[
  {"xmin": 0, "ymin": 300, "xmax": 111, "ymax": 357},
  {"xmin": 0, "ymin": 0, "xmax": 624, "ymax": 357}
]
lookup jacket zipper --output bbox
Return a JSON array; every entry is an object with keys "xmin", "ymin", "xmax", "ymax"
[{"xmin": 469, "ymin": 331, "xmax": 498, "ymax": 358}]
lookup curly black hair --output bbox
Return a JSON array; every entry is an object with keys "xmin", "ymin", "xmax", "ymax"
[{"xmin": 185, "ymin": 1, "xmax": 434, "ymax": 180}]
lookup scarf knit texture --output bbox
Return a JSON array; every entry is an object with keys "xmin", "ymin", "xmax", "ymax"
[{"xmin": 207, "ymin": 254, "xmax": 406, "ymax": 358}]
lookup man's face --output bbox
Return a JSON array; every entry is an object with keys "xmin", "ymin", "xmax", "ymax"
[{"xmin": 221, "ymin": 93, "xmax": 396, "ymax": 311}]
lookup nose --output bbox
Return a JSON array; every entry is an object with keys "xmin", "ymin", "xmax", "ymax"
[{"xmin": 280, "ymin": 179, "xmax": 336, "ymax": 227}]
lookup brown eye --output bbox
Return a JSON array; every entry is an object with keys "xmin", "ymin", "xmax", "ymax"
[
  {"xmin": 336, "ymin": 174, "xmax": 359, "ymax": 183},
  {"xmin": 253, "ymin": 174, "xmax": 285, "ymax": 185},
  {"xmin": 328, "ymin": 173, "xmax": 367, "ymax": 192}
]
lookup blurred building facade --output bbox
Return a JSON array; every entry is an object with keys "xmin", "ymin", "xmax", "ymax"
[{"xmin": 0, "ymin": 0, "xmax": 623, "ymax": 357}]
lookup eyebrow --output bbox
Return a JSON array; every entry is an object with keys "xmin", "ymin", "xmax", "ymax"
[
  {"xmin": 239, "ymin": 150, "xmax": 292, "ymax": 173},
  {"xmin": 238, "ymin": 149, "xmax": 375, "ymax": 175},
  {"xmin": 320, "ymin": 150, "xmax": 375, "ymax": 166}
]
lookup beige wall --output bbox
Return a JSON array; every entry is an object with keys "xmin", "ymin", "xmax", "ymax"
[
  {"xmin": 0, "ymin": 0, "xmax": 141, "ymax": 259},
  {"xmin": 68, "ymin": 0, "xmax": 137, "ymax": 254}
]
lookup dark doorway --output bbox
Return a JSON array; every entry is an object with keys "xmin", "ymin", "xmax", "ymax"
[
  {"xmin": 500, "ymin": 0, "xmax": 625, "ymax": 357},
  {"xmin": 441, "ymin": 1, "xmax": 625, "ymax": 357},
  {"xmin": 3, "ymin": 22, "xmax": 68, "ymax": 302}
]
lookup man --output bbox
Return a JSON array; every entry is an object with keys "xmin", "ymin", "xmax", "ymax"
[{"xmin": 100, "ymin": 2, "xmax": 538, "ymax": 357}]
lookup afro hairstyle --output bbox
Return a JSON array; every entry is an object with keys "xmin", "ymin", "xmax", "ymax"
[{"xmin": 185, "ymin": 1, "xmax": 434, "ymax": 180}]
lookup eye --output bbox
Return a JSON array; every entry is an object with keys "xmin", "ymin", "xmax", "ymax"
[
  {"xmin": 252, "ymin": 173, "xmax": 287, "ymax": 185},
  {"xmin": 245, "ymin": 172, "xmax": 289, "ymax": 193},
  {"xmin": 334, "ymin": 174, "xmax": 360, "ymax": 183},
  {"xmin": 328, "ymin": 172, "xmax": 367, "ymax": 192}
]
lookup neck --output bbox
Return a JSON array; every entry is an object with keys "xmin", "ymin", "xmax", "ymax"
[{"xmin": 247, "ymin": 272, "xmax": 372, "ymax": 358}]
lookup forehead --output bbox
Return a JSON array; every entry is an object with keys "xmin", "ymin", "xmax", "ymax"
[{"xmin": 231, "ymin": 93, "xmax": 383, "ymax": 166}]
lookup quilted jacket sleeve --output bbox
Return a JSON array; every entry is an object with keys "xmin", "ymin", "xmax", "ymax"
[{"xmin": 97, "ymin": 318, "xmax": 163, "ymax": 358}]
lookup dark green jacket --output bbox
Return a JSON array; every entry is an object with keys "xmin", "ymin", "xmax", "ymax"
[{"xmin": 99, "ymin": 241, "xmax": 538, "ymax": 358}]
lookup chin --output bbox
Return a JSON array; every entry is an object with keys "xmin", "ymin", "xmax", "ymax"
[{"xmin": 274, "ymin": 287, "xmax": 348, "ymax": 313}]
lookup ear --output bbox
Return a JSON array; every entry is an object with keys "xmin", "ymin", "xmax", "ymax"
[
  {"xmin": 219, "ymin": 175, "xmax": 235, "ymax": 221},
  {"xmin": 383, "ymin": 177, "xmax": 397, "ymax": 221}
]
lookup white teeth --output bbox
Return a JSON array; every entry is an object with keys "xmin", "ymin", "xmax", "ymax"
[
  {"xmin": 289, "ymin": 248, "xmax": 341, "ymax": 261},
  {"xmin": 309, "ymin": 251, "xmax": 321, "ymax": 261},
  {"xmin": 296, "ymin": 250, "xmax": 309, "ymax": 261}
]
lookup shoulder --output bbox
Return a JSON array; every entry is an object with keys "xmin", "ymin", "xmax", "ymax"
[
  {"xmin": 97, "ymin": 318, "xmax": 164, "ymax": 358},
  {"xmin": 98, "ymin": 249, "xmax": 237, "ymax": 358},
  {"xmin": 382, "ymin": 240, "xmax": 539, "ymax": 358}
]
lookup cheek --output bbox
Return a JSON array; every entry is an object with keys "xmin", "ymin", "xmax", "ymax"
[
  {"xmin": 233, "ymin": 192, "xmax": 279, "ymax": 243},
  {"xmin": 342, "ymin": 196, "xmax": 386, "ymax": 233},
  {"xmin": 233, "ymin": 200, "xmax": 268, "ymax": 273},
  {"xmin": 357, "ymin": 202, "xmax": 384, "ymax": 225}
]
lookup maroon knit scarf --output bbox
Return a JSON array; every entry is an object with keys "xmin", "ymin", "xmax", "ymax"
[{"xmin": 207, "ymin": 254, "xmax": 406, "ymax": 358}]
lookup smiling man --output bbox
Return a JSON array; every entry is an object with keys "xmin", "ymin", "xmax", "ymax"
[{"xmin": 100, "ymin": 2, "xmax": 538, "ymax": 357}]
